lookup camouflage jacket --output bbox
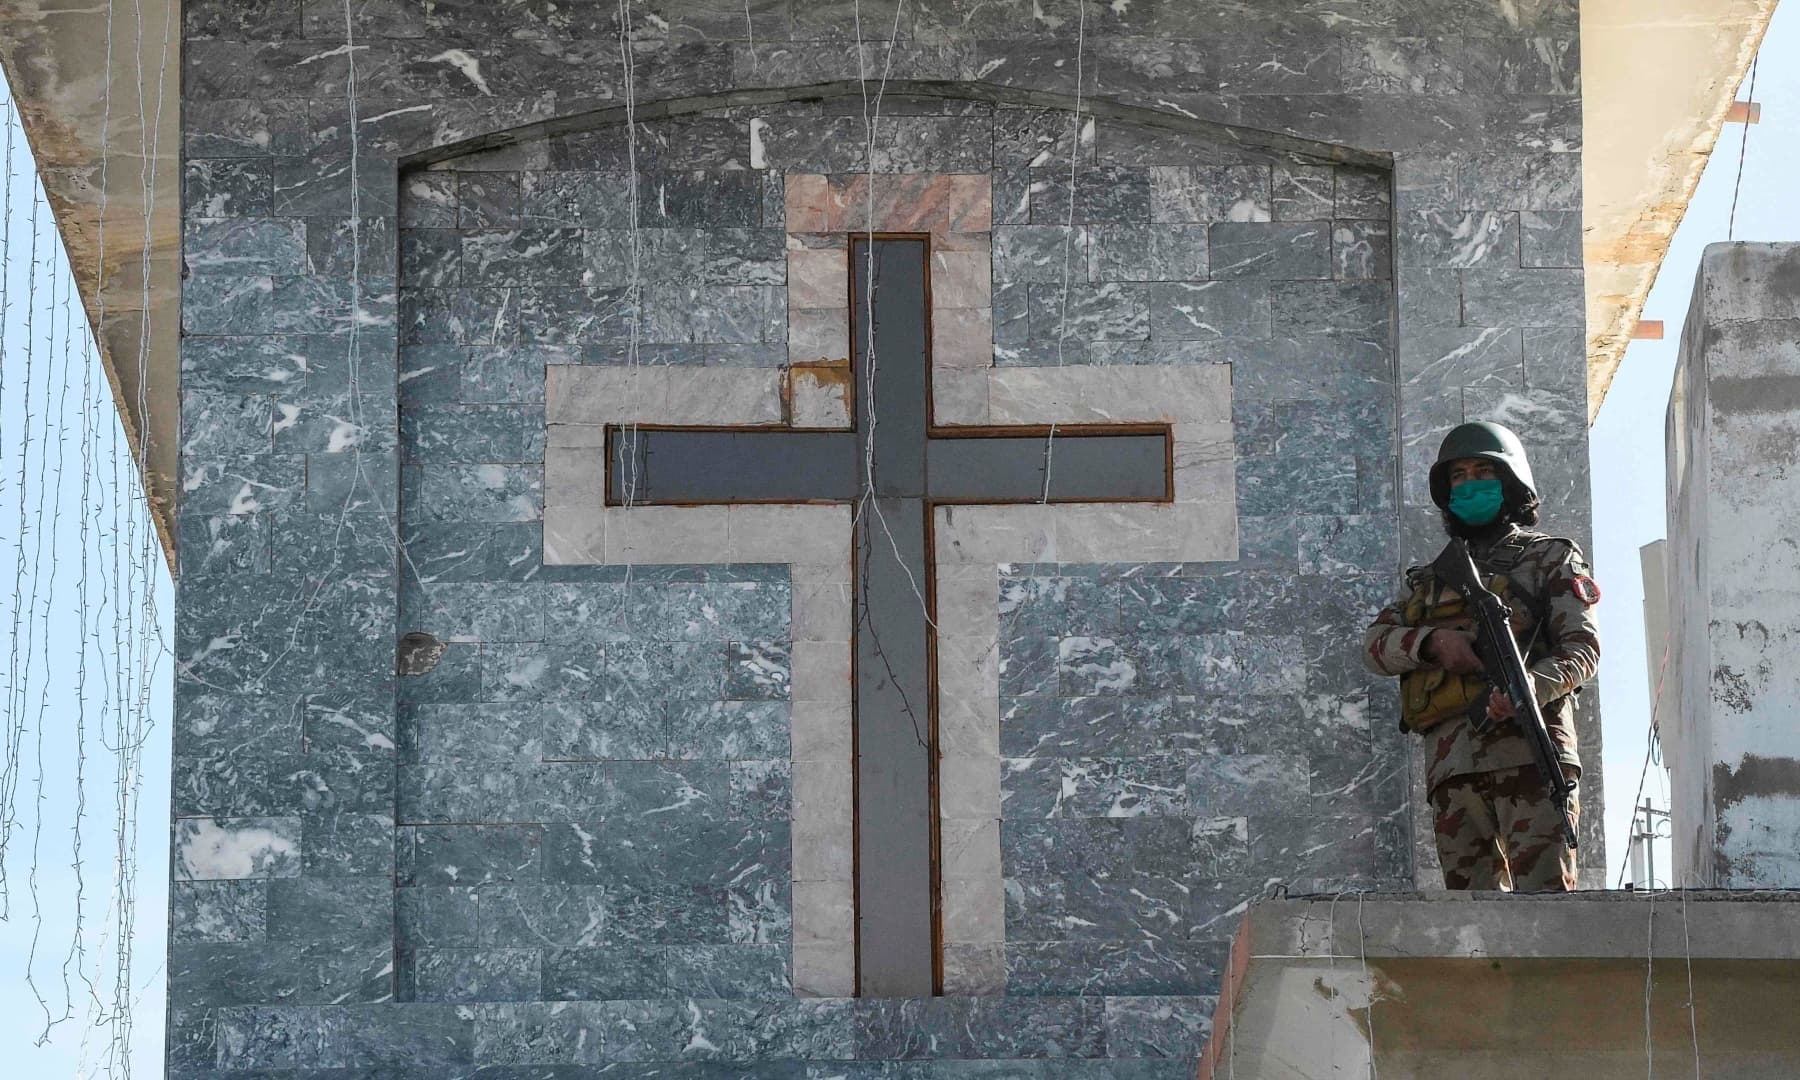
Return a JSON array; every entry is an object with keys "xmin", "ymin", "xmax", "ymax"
[{"xmin": 1362, "ymin": 526, "xmax": 1601, "ymax": 794}]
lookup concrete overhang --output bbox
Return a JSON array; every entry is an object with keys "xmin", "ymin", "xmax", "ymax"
[
  {"xmin": 1583, "ymin": 0, "xmax": 1777, "ymax": 422},
  {"xmin": 0, "ymin": 0, "xmax": 180, "ymax": 569},
  {"xmin": 1202, "ymin": 891, "xmax": 1800, "ymax": 1079}
]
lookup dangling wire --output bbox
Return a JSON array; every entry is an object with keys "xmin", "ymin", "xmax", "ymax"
[
  {"xmin": 1645, "ymin": 885, "xmax": 1657, "ymax": 1079},
  {"xmin": 1727, "ymin": 55, "xmax": 1759, "ymax": 242},
  {"xmin": 850, "ymin": 0, "xmax": 931, "ymax": 622},
  {"xmin": 1680, "ymin": 883, "xmax": 1701, "ymax": 1078},
  {"xmin": 1040, "ymin": 0, "xmax": 1088, "ymax": 504},
  {"xmin": 1, "ymin": 91, "xmax": 26, "ymax": 916},
  {"xmin": 4, "ymin": 153, "xmax": 45, "ymax": 923},
  {"xmin": 849, "ymin": 0, "xmax": 932, "ymax": 751},
  {"xmin": 20, "ymin": 182, "xmax": 57, "ymax": 1038},
  {"xmin": 60, "ymin": 224, "xmax": 94, "ymax": 1030},
  {"xmin": 1618, "ymin": 626, "xmax": 1673, "ymax": 888},
  {"xmin": 617, "ymin": 0, "xmax": 644, "ymax": 510}
]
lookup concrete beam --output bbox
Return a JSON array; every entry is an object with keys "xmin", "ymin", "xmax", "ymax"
[
  {"xmin": 1583, "ymin": 0, "xmax": 1778, "ymax": 423},
  {"xmin": 0, "ymin": 0, "xmax": 180, "ymax": 568}
]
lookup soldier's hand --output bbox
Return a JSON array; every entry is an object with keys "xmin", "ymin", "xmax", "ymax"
[
  {"xmin": 1486, "ymin": 688, "xmax": 1517, "ymax": 723},
  {"xmin": 1427, "ymin": 629, "xmax": 1484, "ymax": 674}
]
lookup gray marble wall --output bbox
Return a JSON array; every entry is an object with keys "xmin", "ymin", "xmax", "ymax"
[{"xmin": 173, "ymin": 1, "xmax": 1596, "ymax": 1075}]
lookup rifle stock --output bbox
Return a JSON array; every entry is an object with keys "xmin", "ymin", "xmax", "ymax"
[{"xmin": 1430, "ymin": 539, "xmax": 1579, "ymax": 850}]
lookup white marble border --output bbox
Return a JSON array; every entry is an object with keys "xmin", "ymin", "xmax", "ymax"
[
  {"xmin": 544, "ymin": 365, "xmax": 856, "ymax": 997},
  {"xmin": 543, "ymin": 359, "xmax": 1235, "ymax": 997},
  {"xmin": 932, "ymin": 364, "xmax": 1238, "ymax": 993}
]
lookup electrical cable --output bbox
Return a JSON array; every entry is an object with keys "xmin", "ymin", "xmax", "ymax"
[
  {"xmin": 1618, "ymin": 627, "xmax": 1674, "ymax": 889},
  {"xmin": 1040, "ymin": 0, "xmax": 1088, "ymax": 503},
  {"xmin": 1727, "ymin": 56, "xmax": 1759, "ymax": 242}
]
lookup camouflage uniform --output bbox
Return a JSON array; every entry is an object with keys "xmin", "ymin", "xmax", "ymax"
[{"xmin": 1363, "ymin": 525, "xmax": 1601, "ymax": 891}]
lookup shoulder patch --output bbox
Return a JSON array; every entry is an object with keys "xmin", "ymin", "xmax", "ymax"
[{"xmin": 1571, "ymin": 575, "xmax": 1601, "ymax": 605}]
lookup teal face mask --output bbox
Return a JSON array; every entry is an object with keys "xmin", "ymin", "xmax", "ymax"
[{"xmin": 1448, "ymin": 477, "xmax": 1504, "ymax": 525}]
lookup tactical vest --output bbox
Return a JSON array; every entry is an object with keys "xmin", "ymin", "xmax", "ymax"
[{"xmin": 1398, "ymin": 539, "xmax": 1545, "ymax": 734}]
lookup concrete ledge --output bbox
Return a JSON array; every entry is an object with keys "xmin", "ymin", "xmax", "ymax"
[{"xmin": 1203, "ymin": 890, "xmax": 1800, "ymax": 1080}]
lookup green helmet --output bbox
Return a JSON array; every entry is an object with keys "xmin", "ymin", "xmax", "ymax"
[{"xmin": 1428, "ymin": 421, "xmax": 1537, "ymax": 509}]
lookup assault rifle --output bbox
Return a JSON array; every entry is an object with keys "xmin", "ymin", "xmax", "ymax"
[{"xmin": 1431, "ymin": 539, "xmax": 1580, "ymax": 849}]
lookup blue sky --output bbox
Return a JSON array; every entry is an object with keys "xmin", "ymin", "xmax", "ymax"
[
  {"xmin": 0, "ymin": 8, "xmax": 1794, "ymax": 1069},
  {"xmin": 1589, "ymin": 1, "xmax": 1800, "ymax": 887},
  {"xmin": 0, "ymin": 95, "xmax": 173, "ymax": 1074}
]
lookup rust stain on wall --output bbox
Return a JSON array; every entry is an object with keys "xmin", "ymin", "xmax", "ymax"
[{"xmin": 785, "ymin": 358, "xmax": 853, "ymax": 428}]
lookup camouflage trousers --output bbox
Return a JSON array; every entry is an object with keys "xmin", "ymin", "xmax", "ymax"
[{"xmin": 1429, "ymin": 766, "xmax": 1580, "ymax": 892}]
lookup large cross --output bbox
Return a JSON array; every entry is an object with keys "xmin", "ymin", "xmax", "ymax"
[{"xmin": 606, "ymin": 237, "xmax": 1172, "ymax": 996}]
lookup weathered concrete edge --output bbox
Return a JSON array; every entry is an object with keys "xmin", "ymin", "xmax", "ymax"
[{"xmin": 1245, "ymin": 891, "xmax": 1800, "ymax": 963}]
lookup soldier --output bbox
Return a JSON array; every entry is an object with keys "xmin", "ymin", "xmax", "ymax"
[{"xmin": 1363, "ymin": 422, "xmax": 1602, "ymax": 891}]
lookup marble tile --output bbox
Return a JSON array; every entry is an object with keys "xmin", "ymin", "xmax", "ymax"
[
  {"xmin": 185, "ymin": 159, "xmax": 273, "ymax": 218},
  {"xmin": 784, "ymin": 173, "xmax": 833, "ymax": 233},
  {"xmin": 819, "ymin": 172, "xmax": 991, "ymax": 234},
  {"xmin": 943, "ymin": 942, "xmax": 1006, "ymax": 995},
  {"xmin": 405, "ymin": 948, "xmax": 542, "ymax": 1003},
  {"xmin": 462, "ymin": 228, "xmax": 587, "ymax": 286},
  {"xmin": 172, "ymin": 881, "xmax": 267, "ymax": 944},
  {"xmin": 789, "ymin": 308, "xmax": 851, "ymax": 364},
  {"xmin": 939, "ymin": 754, "xmax": 1001, "ymax": 819},
  {"xmin": 1102, "ymin": 995, "xmax": 1215, "ymax": 1059},
  {"xmin": 1088, "ymin": 224, "xmax": 1208, "ymax": 283},
  {"xmin": 1148, "ymin": 281, "xmax": 1271, "ymax": 340},
  {"xmin": 790, "ymin": 361, "xmax": 852, "ymax": 428},
  {"xmin": 1520, "ymin": 209, "xmax": 1581, "ymax": 269},
  {"xmin": 932, "ymin": 306, "xmax": 995, "ymax": 369},
  {"xmin": 1344, "ymin": 35, "xmax": 1462, "ymax": 95},
  {"xmin": 1333, "ymin": 221, "xmax": 1392, "ymax": 280},
  {"xmin": 932, "ymin": 248, "xmax": 992, "ymax": 309},
  {"xmin": 185, "ymin": 218, "xmax": 307, "ymax": 277},
  {"xmin": 870, "ymin": 117, "xmax": 996, "ymax": 173},
  {"xmin": 1336, "ymin": 167, "xmax": 1392, "ymax": 218},
  {"xmin": 790, "ymin": 700, "xmax": 852, "ymax": 763},
  {"xmin": 1027, "ymin": 166, "xmax": 1152, "ymax": 225},
  {"xmin": 518, "ymin": 171, "xmax": 634, "ymax": 227},
  {"xmin": 788, "ymin": 243, "xmax": 850, "ymax": 308},
  {"xmin": 585, "ymin": 227, "xmax": 708, "ymax": 286},
  {"xmin": 1007, "ymin": 940, "xmax": 1226, "ymax": 997},
  {"xmin": 852, "ymin": 995, "xmax": 1105, "ymax": 1059},
  {"xmin": 942, "ymin": 872, "xmax": 1004, "ymax": 942},
  {"xmin": 789, "ymin": 640, "xmax": 852, "ymax": 706},
  {"xmin": 1397, "ymin": 210, "xmax": 1519, "ymax": 269},
  {"xmin": 994, "ymin": 225, "xmax": 1088, "ymax": 285},
  {"xmin": 1461, "ymin": 268, "xmax": 1584, "ymax": 327},
  {"xmin": 1092, "ymin": 37, "xmax": 1216, "ymax": 96},
  {"xmin": 1208, "ymin": 222, "xmax": 1331, "ymax": 280},
  {"xmin": 1460, "ymin": 385, "xmax": 1587, "ymax": 446},
  {"xmin": 793, "ymin": 818, "xmax": 854, "ymax": 882},
  {"xmin": 1024, "ymin": 282, "xmax": 1148, "ymax": 341},
  {"xmin": 932, "ymin": 369, "xmax": 990, "ymax": 425},
  {"xmin": 174, "ymin": 817, "xmax": 303, "ymax": 881},
  {"xmin": 1526, "ymin": 152, "xmax": 1582, "ymax": 211},
  {"xmin": 644, "ymin": 171, "xmax": 764, "ymax": 228},
  {"xmin": 1271, "ymin": 280, "xmax": 1392, "ymax": 337},
  {"xmin": 987, "ymin": 365, "xmax": 1230, "ymax": 425},
  {"xmin": 1150, "ymin": 165, "xmax": 1272, "ymax": 224},
  {"xmin": 994, "ymin": 106, "xmax": 1094, "ymax": 169},
  {"xmin": 793, "ymin": 942, "xmax": 856, "ymax": 998}
]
